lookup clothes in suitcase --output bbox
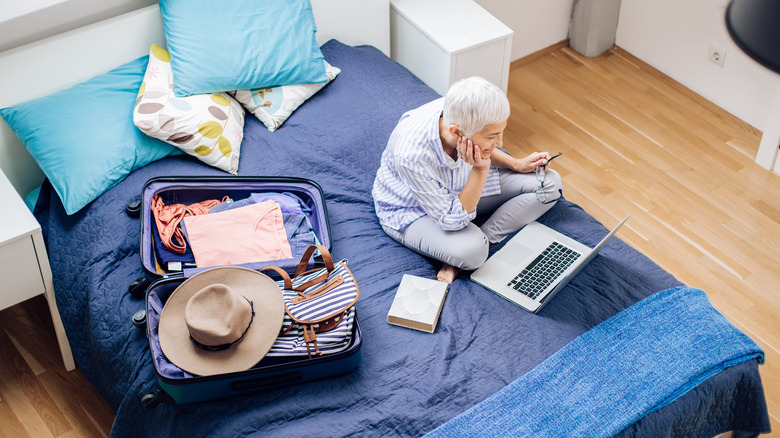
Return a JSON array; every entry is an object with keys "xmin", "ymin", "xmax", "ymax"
[
  {"xmin": 133, "ymin": 176, "xmax": 361, "ymax": 407},
  {"xmin": 139, "ymin": 176, "xmax": 332, "ymax": 278}
]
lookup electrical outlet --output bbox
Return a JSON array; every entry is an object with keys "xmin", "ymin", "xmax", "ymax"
[{"xmin": 709, "ymin": 43, "xmax": 727, "ymax": 67}]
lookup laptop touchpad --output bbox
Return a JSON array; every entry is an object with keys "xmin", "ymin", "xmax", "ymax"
[{"xmin": 498, "ymin": 242, "xmax": 534, "ymax": 265}]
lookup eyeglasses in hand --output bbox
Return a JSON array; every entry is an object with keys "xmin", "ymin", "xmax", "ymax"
[{"xmin": 535, "ymin": 164, "xmax": 562, "ymax": 205}]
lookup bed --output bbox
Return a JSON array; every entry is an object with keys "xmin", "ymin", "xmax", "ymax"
[{"xmin": 0, "ymin": 2, "xmax": 771, "ymax": 437}]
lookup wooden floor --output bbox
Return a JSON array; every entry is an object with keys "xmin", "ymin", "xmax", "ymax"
[
  {"xmin": 0, "ymin": 295, "xmax": 114, "ymax": 437},
  {"xmin": 504, "ymin": 44, "xmax": 780, "ymax": 434},
  {"xmin": 1, "ymin": 44, "xmax": 778, "ymax": 436}
]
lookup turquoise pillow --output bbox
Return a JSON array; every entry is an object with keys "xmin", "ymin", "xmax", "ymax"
[
  {"xmin": 0, "ymin": 56, "xmax": 178, "ymax": 215},
  {"xmin": 159, "ymin": 0, "xmax": 328, "ymax": 97}
]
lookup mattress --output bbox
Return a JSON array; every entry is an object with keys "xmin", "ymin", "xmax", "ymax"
[{"xmin": 33, "ymin": 40, "xmax": 770, "ymax": 437}]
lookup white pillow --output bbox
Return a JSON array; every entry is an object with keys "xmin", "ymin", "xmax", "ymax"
[
  {"xmin": 133, "ymin": 44, "xmax": 244, "ymax": 174},
  {"xmin": 232, "ymin": 61, "xmax": 340, "ymax": 132}
]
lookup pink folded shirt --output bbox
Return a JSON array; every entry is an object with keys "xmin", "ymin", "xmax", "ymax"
[{"xmin": 183, "ymin": 200, "xmax": 292, "ymax": 267}]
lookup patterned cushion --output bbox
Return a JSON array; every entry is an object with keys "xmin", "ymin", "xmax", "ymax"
[
  {"xmin": 133, "ymin": 45, "xmax": 244, "ymax": 174},
  {"xmin": 232, "ymin": 62, "xmax": 340, "ymax": 132}
]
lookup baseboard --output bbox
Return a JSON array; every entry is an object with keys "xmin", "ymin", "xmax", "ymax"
[{"xmin": 510, "ymin": 40, "xmax": 569, "ymax": 70}]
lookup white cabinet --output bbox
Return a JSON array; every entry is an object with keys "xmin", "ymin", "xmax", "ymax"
[
  {"xmin": 390, "ymin": 0, "xmax": 513, "ymax": 96},
  {"xmin": 0, "ymin": 170, "xmax": 74, "ymax": 371}
]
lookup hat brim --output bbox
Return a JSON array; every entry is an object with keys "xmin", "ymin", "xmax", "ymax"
[{"xmin": 159, "ymin": 267, "xmax": 284, "ymax": 376}]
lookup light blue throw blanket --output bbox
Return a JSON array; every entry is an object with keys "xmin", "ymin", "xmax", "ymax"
[{"xmin": 425, "ymin": 286, "xmax": 765, "ymax": 438}]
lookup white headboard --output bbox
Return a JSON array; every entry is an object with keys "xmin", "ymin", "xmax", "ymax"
[{"xmin": 0, "ymin": 0, "xmax": 389, "ymax": 197}]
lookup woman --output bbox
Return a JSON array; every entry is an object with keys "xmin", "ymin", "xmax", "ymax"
[{"xmin": 372, "ymin": 77, "xmax": 562, "ymax": 283}]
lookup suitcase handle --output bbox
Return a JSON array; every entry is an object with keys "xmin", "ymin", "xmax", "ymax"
[{"xmin": 232, "ymin": 371, "xmax": 303, "ymax": 391}]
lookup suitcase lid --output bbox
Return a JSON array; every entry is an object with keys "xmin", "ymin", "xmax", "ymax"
[{"xmin": 139, "ymin": 176, "xmax": 331, "ymax": 279}]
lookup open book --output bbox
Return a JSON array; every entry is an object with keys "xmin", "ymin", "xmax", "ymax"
[{"xmin": 387, "ymin": 274, "xmax": 448, "ymax": 333}]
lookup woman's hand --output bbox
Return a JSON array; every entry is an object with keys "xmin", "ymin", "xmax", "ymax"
[
  {"xmin": 515, "ymin": 151, "xmax": 552, "ymax": 173},
  {"xmin": 457, "ymin": 136, "xmax": 491, "ymax": 170}
]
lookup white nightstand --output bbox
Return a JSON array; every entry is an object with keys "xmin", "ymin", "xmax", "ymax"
[
  {"xmin": 0, "ymin": 170, "xmax": 75, "ymax": 371},
  {"xmin": 390, "ymin": 0, "xmax": 513, "ymax": 96}
]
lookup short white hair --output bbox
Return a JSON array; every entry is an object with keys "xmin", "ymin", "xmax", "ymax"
[{"xmin": 442, "ymin": 77, "xmax": 510, "ymax": 137}]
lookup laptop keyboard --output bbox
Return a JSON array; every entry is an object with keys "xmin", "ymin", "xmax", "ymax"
[{"xmin": 507, "ymin": 241, "xmax": 581, "ymax": 299}]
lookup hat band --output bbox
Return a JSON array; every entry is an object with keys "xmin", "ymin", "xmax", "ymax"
[{"xmin": 189, "ymin": 297, "xmax": 255, "ymax": 352}]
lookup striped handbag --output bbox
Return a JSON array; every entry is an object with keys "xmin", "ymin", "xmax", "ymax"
[{"xmin": 263, "ymin": 245, "xmax": 359, "ymax": 359}]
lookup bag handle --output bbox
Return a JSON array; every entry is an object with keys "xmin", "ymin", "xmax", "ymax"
[
  {"xmin": 289, "ymin": 245, "xmax": 336, "ymax": 293},
  {"xmin": 294, "ymin": 244, "xmax": 334, "ymax": 277},
  {"xmin": 258, "ymin": 265, "xmax": 292, "ymax": 290},
  {"xmin": 259, "ymin": 245, "xmax": 335, "ymax": 293}
]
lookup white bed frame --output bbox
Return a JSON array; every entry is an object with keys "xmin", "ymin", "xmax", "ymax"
[{"xmin": 0, "ymin": 1, "xmax": 390, "ymax": 198}]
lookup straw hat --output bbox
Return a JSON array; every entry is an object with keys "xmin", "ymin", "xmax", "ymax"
[{"xmin": 158, "ymin": 267, "xmax": 284, "ymax": 376}]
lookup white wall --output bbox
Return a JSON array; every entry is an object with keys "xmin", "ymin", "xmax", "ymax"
[
  {"xmin": 475, "ymin": 0, "xmax": 574, "ymax": 61},
  {"xmin": 616, "ymin": 0, "xmax": 779, "ymax": 131}
]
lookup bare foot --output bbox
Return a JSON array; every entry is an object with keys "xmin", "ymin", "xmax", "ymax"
[{"xmin": 437, "ymin": 263, "xmax": 460, "ymax": 284}]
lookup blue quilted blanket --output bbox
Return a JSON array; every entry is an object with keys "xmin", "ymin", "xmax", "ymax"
[
  {"xmin": 34, "ymin": 40, "xmax": 770, "ymax": 437},
  {"xmin": 425, "ymin": 286, "xmax": 765, "ymax": 438}
]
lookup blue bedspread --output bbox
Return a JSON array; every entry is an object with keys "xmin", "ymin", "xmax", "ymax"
[
  {"xmin": 34, "ymin": 40, "xmax": 770, "ymax": 437},
  {"xmin": 425, "ymin": 286, "xmax": 765, "ymax": 438}
]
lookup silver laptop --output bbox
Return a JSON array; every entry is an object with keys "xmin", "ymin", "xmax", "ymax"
[{"xmin": 471, "ymin": 215, "xmax": 629, "ymax": 313}]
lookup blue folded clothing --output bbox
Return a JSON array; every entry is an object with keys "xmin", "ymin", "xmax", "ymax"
[{"xmin": 424, "ymin": 286, "xmax": 765, "ymax": 438}]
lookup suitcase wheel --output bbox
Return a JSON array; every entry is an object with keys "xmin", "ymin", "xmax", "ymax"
[
  {"xmin": 141, "ymin": 389, "xmax": 172, "ymax": 409},
  {"xmin": 128, "ymin": 276, "xmax": 150, "ymax": 298},
  {"xmin": 126, "ymin": 199, "xmax": 142, "ymax": 218},
  {"xmin": 132, "ymin": 309, "xmax": 147, "ymax": 329}
]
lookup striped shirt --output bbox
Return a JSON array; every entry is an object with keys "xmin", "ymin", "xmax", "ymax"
[{"xmin": 372, "ymin": 98, "xmax": 501, "ymax": 232}]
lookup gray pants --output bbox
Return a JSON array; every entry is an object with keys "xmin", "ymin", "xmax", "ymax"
[{"xmin": 382, "ymin": 168, "xmax": 562, "ymax": 270}]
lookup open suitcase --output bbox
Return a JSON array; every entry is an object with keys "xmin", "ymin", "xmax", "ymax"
[{"xmin": 132, "ymin": 176, "xmax": 362, "ymax": 408}]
